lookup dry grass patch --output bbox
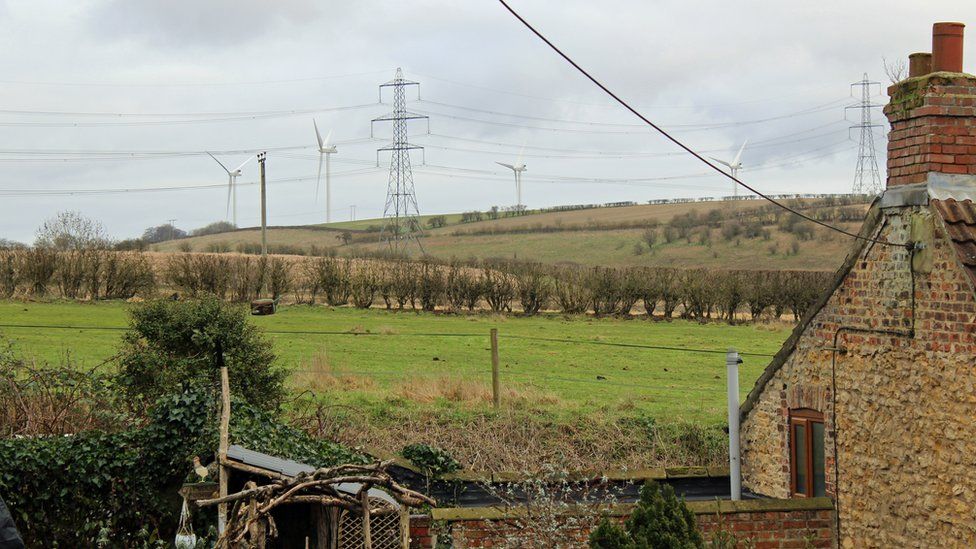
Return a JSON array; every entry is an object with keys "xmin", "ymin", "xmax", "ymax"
[
  {"xmin": 396, "ymin": 375, "xmax": 560, "ymax": 407},
  {"xmin": 290, "ymin": 352, "xmax": 375, "ymax": 393},
  {"xmin": 322, "ymin": 408, "xmax": 727, "ymax": 472}
]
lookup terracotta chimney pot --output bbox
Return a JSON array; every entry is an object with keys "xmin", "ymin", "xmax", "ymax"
[
  {"xmin": 908, "ymin": 52, "xmax": 932, "ymax": 78},
  {"xmin": 932, "ymin": 22, "xmax": 964, "ymax": 73}
]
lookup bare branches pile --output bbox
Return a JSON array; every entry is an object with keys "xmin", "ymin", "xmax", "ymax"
[{"xmin": 197, "ymin": 461, "xmax": 434, "ymax": 549}]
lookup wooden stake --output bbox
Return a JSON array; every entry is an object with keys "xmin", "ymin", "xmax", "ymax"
[
  {"xmin": 490, "ymin": 328, "xmax": 500, "ymax": 410},
  {"xmin": 218, "ymin": 365, "xmax": 231, "ymax": 534},
  {"xmin": 399, "ymin": 506, "xmax": 410, "ymax": 549},
  {"xmin": 360, "ymin": 490, "xmax": 372, "ymax": 549}
]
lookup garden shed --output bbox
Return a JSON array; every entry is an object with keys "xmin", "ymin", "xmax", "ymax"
[{"xmin": 183, "ymin": 445, "xmax": 422, "ymax": 549}]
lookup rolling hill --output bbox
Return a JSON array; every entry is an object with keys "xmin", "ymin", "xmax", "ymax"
[{"xmin": 154, "ymin": 197, "xmax": 871, "ymax": 271}]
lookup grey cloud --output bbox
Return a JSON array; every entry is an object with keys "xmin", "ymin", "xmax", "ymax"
[{"xmin": 88, "ymin": 0, "xmax": 329, "ymax": 48}]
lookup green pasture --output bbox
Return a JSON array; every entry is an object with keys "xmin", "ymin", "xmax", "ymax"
[{"xmin": 0, "ymin": 300, "xmax": 789, "ymax": 424}]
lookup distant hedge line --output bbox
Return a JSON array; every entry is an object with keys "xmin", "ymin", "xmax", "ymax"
[{"xmin": 0, "ymin": 249, "xmax": 831, "ymax": 321}]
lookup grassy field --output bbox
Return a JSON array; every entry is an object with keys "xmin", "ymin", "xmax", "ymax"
[
  {"xmin": 0, "ymin": 299, "xmax": 787, "ymax": 424},
  {"xmin": 155, "ymin": 199, "xmax": 867, "ymax": 270}
]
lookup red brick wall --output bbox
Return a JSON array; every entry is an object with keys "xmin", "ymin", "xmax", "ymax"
[
  {"xmin": 884, "ymin": 73, "xmax": 976, "ymax": 186},
  {"xmin": 697, "ymin": 509, "xmax": 834, "ymax": 549},
  {"xmin": 409, "ymin": 507, "xmax": 835, "ymax": 548}
]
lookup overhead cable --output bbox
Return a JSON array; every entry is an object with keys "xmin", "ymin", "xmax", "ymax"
[{"xmin": 495, "ymin": 0, "xmax": 899, "ymax": 247}]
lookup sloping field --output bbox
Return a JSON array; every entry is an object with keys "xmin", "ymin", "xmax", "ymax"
[{"xmin": 155, "ymin": 198, "xmax": 869, "ymax": 270}]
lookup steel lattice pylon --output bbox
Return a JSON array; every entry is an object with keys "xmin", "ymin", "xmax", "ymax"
[
  {"xmin": 848, "ymin": 73, "xmax": 884, "ymax": 195},
  {"xmin": 372, "ymin": 68, "xmax": 429, "ymax": 254}
]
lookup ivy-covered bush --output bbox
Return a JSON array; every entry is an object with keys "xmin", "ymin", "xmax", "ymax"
[
  {"xmin": 231, "ymin": 400, "xmax": 364, "ymax": 468},
  {"xmin": 589, "ymin": 481, "xmax": 703, "ymax": 549},
  {"xmin": 401, "ymin": 443, "xmax": 461, "ymax": 476},
  {"xmin": 0, "ymin": 389, "xmax": 364, "ymax": 547},
  {"xmin": 0, "ymin": 390, "xmax": 213, "ymax": 547},
  {"xmin": 116, "ymin": 296, "xmax": 285, "ymax": 412}
]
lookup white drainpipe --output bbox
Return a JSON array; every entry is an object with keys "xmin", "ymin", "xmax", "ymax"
[{"xmin": 727, "ymin": 348, "xmax": 742, "ymax": 501}]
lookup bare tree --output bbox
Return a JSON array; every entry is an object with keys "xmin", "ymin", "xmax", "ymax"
[
  {"xmin": 35, "ymin": 211, "xmax": 111, "ymax": 250},
  {"xmin": 882, "ymin": 56, "xmax": 907, "ymax": 84}
]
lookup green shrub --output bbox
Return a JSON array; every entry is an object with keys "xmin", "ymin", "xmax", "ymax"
[
  {"xmin": 0, "ymin": 387, "xmax": 362, "ymax": 547},
  {"xmin": 0, "ymin": 389, "xmax": 214, "ymax": 547},
  {"xmin": 589, "ymin": 481, "xmax": 703, "ymax": 549},
  {"xmin": 116, "ymin": 296, "xmax": 285, "ymax": 412},
  {"xmin": 589, "ymin": 518, "xmax": 632, "ymax": 548},
  {"xmin": 401, "ymin": 443, "xmax": 461, "ymax": 476}
]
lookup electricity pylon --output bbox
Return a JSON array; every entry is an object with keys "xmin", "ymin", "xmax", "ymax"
[
  {"xmin": 371, "ymin": 68, "xmax": 429, "ymax": 254},
  {"xmin": 848, "ymin": 73, "xmax": 883, "ymax": 195}
]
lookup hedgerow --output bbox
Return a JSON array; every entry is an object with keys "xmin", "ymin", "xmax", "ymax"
[{"xmin": 0, "ymin": 388, "xmax": 363, "ymax": 547}]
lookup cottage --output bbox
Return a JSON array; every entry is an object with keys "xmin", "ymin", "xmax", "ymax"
[{"xmin": 739, "ymin": 22, "xmax": 976, "ymax": 547}]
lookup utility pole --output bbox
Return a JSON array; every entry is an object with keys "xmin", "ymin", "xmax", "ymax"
[
  {"xmin": 848, "ymin": 74, "xmax": 883, "ymax": 195},
  {"xmin": 258, "ymin": 152, "xmax": 267, "ymax": 256},
  {"xmin": 372, "ymin": 68, "xmax": 429, "ymax": 254},
  {"xmin": 726, "ymin": 348, "xmax": 742, "ymax": 501}
]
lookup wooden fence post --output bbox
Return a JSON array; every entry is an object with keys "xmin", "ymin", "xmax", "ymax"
[
  {"xmin": 218, "ymin": 365, "xmax": 231, "ymax": 534},
  {"xmin": 490, "ymin": 328, "xmax": 500, "ymax": 410}
]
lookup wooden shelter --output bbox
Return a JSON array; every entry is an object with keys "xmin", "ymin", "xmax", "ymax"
[{"xmin": 183, "ymin": 445, "xmax": 431, "ymax": 548}]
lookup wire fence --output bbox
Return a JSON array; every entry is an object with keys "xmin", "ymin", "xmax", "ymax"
[{"xmin": 0, "ymin": 322, "xmax": 773, "ymax": 401}]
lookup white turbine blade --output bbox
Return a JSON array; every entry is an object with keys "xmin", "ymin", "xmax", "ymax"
[
  {"xmin": 315, "ymin": 153, "xmax": 324, "ymax": 202},
  {"xmin": 207, "ymin": 151, "xmax": 231, "ymax": 175},
  {"xmin": 233, "ymin": 155, "xmax": 255, "ymax": 172},
  {"xmin": 324, "ymin": 129, "xmax": 333, "ymax": 147},
  {"xmin": 516, "ymin": 141, "xmax": 526, "ymax": 167},
  {"xmin": 226, "ymin": 175, "xmax": 233, "ymax": 218},
  {"xmin": 496, "ymin": 161, "xmax": 516, "ymax": 171},
  {"xmin": 709, "ymin": 156, "xmax": 733, "ymax": 169},
  {"xmin": 313, "ymin": 119, "xmax": 324, "ymax": 149},
  {"xmin": 732, "ymin": 139, "xmax": 748, "ymax": 165}
]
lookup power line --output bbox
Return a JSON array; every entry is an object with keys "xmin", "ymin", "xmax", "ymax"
[
  {"xmin": 408, "ymin": 70, "xmax": 841, "ymax": 111},
  {"xmin": 414, "ymin": 133, "xmax": 855, "ymax": 161},
  {"xmin": 412, "ymin": 102, "xmax": 844, "ymax": 135},
  {"xmin": 0, "ymin": 169, "xmax": 382, "ymax": 197},
  {"xmin": 417, "ymin": 97, "xmax": 850, "ymax": 130},
  {"xmin": 0, "ymin": 69, "xmax": 394, "ymax": 88},
  {"xmin": 495, "ymin": 0, "xmax": 899, "ymax": 247},
  {"xmin": 0, "ymin": 103, "xmax": 380, "ymax": 127}
]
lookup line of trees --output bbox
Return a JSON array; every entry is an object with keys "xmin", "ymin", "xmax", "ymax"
[
  {"xmin": 0, "ymin": 249, "xmax": 830, "ymax": 322},
  {"xmin": 160, "ymin": 256, "xmax": 831, "ymax": 322}
]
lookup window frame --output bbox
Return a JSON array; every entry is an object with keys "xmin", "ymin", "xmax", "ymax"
[{"xmin": 789, "ymin": 408, "xmax": 825, "ymax": 498}]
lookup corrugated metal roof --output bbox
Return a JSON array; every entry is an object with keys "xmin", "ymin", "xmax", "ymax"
[
  {"xmin": 225, "ymin": 445, "xmax": 398, "ymax": 507},
  {"xmin": 227, "ymin": 445, "xmax": 315, "ymax": 477},
  {"xmin": 932, "ymin": 199, "xmax": 976, "ymax": 282}
]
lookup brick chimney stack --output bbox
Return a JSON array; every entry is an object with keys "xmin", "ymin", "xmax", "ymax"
[{"xmin": 884, "ymin": 22, "xmax": 976, "ymax": 188}]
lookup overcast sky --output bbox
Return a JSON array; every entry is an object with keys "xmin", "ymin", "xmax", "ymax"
[{"xmin": 0, "ymin": 0, "xmax": 972, "ymax": 243}]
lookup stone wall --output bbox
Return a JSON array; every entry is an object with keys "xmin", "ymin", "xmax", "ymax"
[
  {"xmin": 409, "ymin": 498, "xmax": 835, "ymax": 548},
  {"xmin": 739, "ymin": 204, "xmax": 976, "ymax": 546}
]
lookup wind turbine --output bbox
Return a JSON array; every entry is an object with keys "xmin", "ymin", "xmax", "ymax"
[
  {"xmin": 314, "ymin": 120, "xmax": 338, "ymax": 223},
  {"xmin": 207, "ymin": 152, "xmax": 254, "ymax": 226},
  {"xmin": 495, "ymin": 146, "xmax": 527, "ymax": 211},
  {"xmin": 710, "ymin": 140, "xmax": 747, "ymax": 198}
]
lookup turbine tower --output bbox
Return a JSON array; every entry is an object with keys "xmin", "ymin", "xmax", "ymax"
[
  {"xmin": 495, "ymin": 146, "xmax": 527, "ymax": 211},
  {"xmin": 207, "ymin": 152, "xmax": 254, "ymax": 226},
  {"xmin": 710, "ymin": 140, "xmax": 747, "ymax": 198},
  {"xmin": 313, "ymin": 120, "xmax": 338, "ymax": 223},
  {"xmin": 848, "ymin": 73, "xmax": 883, "ymax": 195},
  {"xmin": 371, "ymin": 68, "xmax": 429, "ymax": 253}
]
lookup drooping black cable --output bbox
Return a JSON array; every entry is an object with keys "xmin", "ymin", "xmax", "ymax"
[{"xmin": 495, "ymin": 0, "xmax": 899, "ymax": 247}]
